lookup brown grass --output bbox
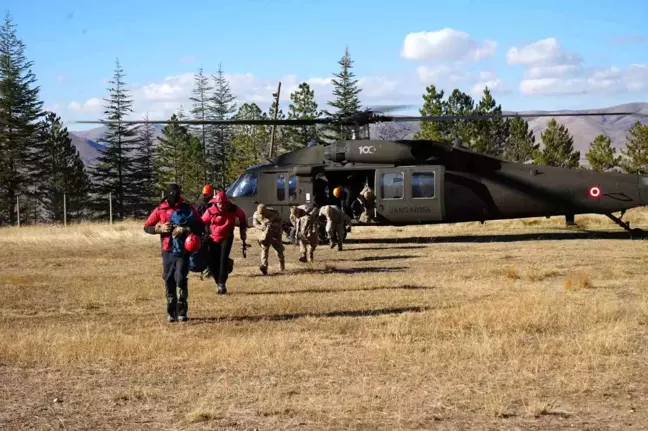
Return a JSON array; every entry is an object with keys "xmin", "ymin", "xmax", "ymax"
[{"xmin": 1, "ymin": 210, "xmax": 648, "ymax": 429}]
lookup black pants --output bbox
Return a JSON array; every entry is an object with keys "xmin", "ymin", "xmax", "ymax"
[
  {"xmin": 162, "ymin": 251, "xmax": 189, "ymax": 317},
  {"xmin": 208, "ymin": 236, "xmax": 233, "ymax": 285}
]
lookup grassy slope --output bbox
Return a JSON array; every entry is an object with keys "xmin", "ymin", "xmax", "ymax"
[{"xmin": 1, "ymin": 210, "xmax": 648, "ymax": 430}]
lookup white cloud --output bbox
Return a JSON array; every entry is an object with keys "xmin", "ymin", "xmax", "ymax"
[
  {"xmin": 506, "ymin": 37, "xmax": 582, "ymax": 67},
  {"xmin": 68, "ymin": 97, "xmax": 103, "ymax": 113},
  {"xmin": 508, "ymin": 37, "xmax": 648, "ymax": 96},
  {"xmin": 401, "ymin": 28, "xmax": 496, "ymax": 62},
  {"xmin": 470, "ymin": 71, "xmax": 508, "ymax": 96}
]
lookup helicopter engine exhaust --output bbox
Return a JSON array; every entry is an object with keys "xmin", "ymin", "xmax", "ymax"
[{"xmin": 324, "ymin": 140, "xmax": 444, "ymax": 165}]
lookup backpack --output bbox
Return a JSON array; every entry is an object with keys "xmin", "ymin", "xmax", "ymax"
[{"xmin": 169, "ymin": 204, "xmax": 196, "ymax": 256}]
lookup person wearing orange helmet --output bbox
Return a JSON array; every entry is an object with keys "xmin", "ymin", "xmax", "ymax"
[
  {"xmin": 201, "ymin": 191, "xmax": 248, "ymax": 294},
  {"xmin": 195, "ymin": 184, "xmax": 214, "ymax": 215},
  {"xmin": 143, "ymin": 183, "xmax": 205, "ymax": 322}
]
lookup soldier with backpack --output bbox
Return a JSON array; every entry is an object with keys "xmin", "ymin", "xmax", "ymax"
[
  {"xmin": 290, "ymin": 205, "xmax": 319, "ymax": 263},
  {"xmin": 201, "ymin": 191, "xmax": 248, "ymax": 294},
  {"xmin": 252, "ymin": 203, "xmax": 285, "ymax": 275},
  {"xmin": 143, "ymin": 183, "xmax": 205, "ymax": 323}
]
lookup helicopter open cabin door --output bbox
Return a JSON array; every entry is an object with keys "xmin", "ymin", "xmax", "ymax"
[{"xmin": 374, "ymin": 166, "xmax": 445, "ymax": 224}]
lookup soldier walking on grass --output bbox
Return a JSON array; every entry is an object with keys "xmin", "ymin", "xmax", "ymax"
[
  {"xmin": 290, "ymin": 205, "xmax": 319, "ymax": 262},
  {"xmin": 319, "ymin": 204, "xmax": 350, "ymax": 251},
  {"xmin": 252, "ymin": 203, "xmax": 285, "ymax": 275}
]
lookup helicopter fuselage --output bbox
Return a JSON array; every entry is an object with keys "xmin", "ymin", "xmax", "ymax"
[{"xmin": 224, "ymin": 139, "xmax": 648, "ymax": 232}]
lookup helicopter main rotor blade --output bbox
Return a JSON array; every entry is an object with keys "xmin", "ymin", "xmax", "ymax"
[{"xmin": 70, "ymin": 111, "xmax": 646, "ymax": 126}]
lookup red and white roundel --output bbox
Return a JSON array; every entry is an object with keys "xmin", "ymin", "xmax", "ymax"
[{"xmin": 589, "ymin": 186, "xmax": 601, "ymax": 198}]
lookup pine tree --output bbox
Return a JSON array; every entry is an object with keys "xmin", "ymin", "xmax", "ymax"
[
  {"xmin": 503, "ymin": 116, "xmax": 539, "ymax": 163},
  {"xmin": 88, "ymin": 58, "xmax": 139, "ymax": 220},
  {"xmin": 444, "ymin": 89, "xmax": 475, "ymax": 144},
  {"xmin": 586, "ymin": 134, "xmax": 620, "ymax": 172},
  {"xmin": 321, "ymin": 47, "xmax": 363, "ymax": 142},
  {"xmin": 208, "ymin": 63, "xmax": 237, "ymax": 188},
  {"xmin": 619, "ymin": 121, "xmax": 648, "ymax": 174},
  {"xmin": 189, "ymin": 68, "xmax": 212, "ymax": 182},
  {"xmin": 154, "ymin": 113, "xmax": 204, "ymax": 196},
  {"xmin": 130, "ymin": 113, "xmax": 158, "ymax": 214},
  {"xmin": 284, "ymin": 82, "xmax": 322, "ymax": 151},
  {"xmin": 0, "ymin": 12, "xmax": 44, "ymax": 224},
  {"xmin": 413, "ymin": 84, "xmax": 449, "ymax": 142},
  {"xmin": 32, "ymin": 111, "xmax": 90, "ymax": 222},
  {"xmin": 229, "ymin": 103, "xmax": 269, "ymax": 181},
  {"xmin": 535, "ymin": 118, "xmax": 580, "ymax": 168},
  {"xmin": 471, "ymin": 87, "xmax": 510, "ymax": 156},
  {"xmin": 155, "ymin": 114, "xmax": 187, "ymax": 189}
]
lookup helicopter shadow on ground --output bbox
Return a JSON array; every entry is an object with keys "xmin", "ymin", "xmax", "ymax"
[
  {"xmin": 232, "ymin": 283, "xmax": 434, "ymax": 296},
  {"xmin": 344, "ymin": 230, "xmax": 645, "ymax": 245},
  {"xmin": 189, "ymin": 305, "xmax": 431, "ymax": 325}
]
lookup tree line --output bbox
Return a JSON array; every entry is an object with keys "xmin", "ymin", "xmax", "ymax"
[{"xmin": 1, "ymin": 12, "xmax": 647, "ymax": 226}]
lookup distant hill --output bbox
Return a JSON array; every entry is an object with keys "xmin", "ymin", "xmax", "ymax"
[
  {"xmin": 69, "ymin": 125, "xmax": 165, "ymax": 165},
  {"xmin": 69, "ymin": 104, "xmax": 648, "ymax": 166},
  {"xmin": 369, "ymin": 102, "xmax": 648, "ymax": 165}
]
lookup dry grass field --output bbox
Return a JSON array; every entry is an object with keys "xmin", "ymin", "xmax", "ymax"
[{"xmin": 1, "ymin": 209, "xmax": 648, "ymax": 430}]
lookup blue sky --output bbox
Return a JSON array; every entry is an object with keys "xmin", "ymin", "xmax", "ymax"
[{"xmin": 4, "ymin": 0, "xmax": 647, "ymax": 130}]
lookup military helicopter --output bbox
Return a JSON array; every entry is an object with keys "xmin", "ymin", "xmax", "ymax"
[{"xmin": 75, "ymin": 107, "xmax": 648, "ymax": 240}]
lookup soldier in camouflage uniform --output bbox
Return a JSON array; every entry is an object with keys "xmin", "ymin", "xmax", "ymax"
[
  {"xmin": 318, "ymin": 204, "xmax": 350, "ymax": 251},
  {"xmin": 290, "ymin": 205, "xmax": 319, "ymax": 262},
  {"xmin": 252, "ymin": 203, "xmax": 285, "ymax": 275}
]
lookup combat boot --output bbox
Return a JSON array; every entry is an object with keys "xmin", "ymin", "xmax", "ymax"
[
  {"xmin": 279, "ymin": 259, "xmax": 285, "ymax": 271},
  {"xmin": 260, "ymin": 265, "xmax": 268, "ymax": 275},
  {"xmin": 298, "ymin": 253, "xmax": 307, "ymax": 263}
]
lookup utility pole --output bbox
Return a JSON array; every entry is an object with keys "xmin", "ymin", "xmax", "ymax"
[
  {"xmin": 16, "ymin": 196, "xmax": 20, "ymax": 227},
  {"xmin": 269, "ymin": 82, "xmax": 281, "ymax": 158},
  {"xmin": 109, "ymin": 192, "xmax": 113, "ymax": 224},
  {"xmin": 63, "ymin": 193, "xmax": 67, "ymax": 227}
]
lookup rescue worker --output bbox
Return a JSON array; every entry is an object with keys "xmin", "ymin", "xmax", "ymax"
[
  {"xmin": 201, "ymin": 191, "xmax": 247, "ymax": 294},
  {"xmin": 252, "ymin": 203, "xmax": 285, "ymax": 275},
  {"xmin": 143, "ymin": 183, "xmax": 205, "ymax": 323},
  {"xmin": 195, "ymin": 184, "xmax": 214, "ymax": 215},
  {"xmin": 194, "ymin": 184, "xmax": 214, "ymax": 279},
  {"xmin": 290, "ymin": 205, "xmax": 319, "ymax": 262},
  {"xmin": 319, "ymin": 204, "xmax": 350, "ymax": 251}
]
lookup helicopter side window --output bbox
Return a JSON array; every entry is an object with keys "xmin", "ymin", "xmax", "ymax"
[
  {"xmin": 289, "ymin": 175, "xmax": 297, "ymax": 201},
  {"xmin": 412, "ymin": 172, "xmax": 435, "ymax": 198},
  {"xmin": 380, "ymin": 172, "xmax": 404, "ymax": 199},
  {"xmin": 227, "ymin": 172, "xmax": 258, "ymax": 197},
  {"xmin": 277, "ymin": 175, "xmax": 286, "ymax": 201}
]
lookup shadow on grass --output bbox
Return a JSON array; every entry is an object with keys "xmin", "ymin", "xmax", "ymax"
[
  {"xmin": 233, "ymin": 283, "xmax": 434, "ymax": 296},
  {"xmin": 189, "ymin": 305, "xmax": 430, "ymax": 324},
  {"xmin": 248, "ymin": 265, "xmax": 408, "ymax": 277},
  {"xmin": 344, "ymin": 230, "xmax": 645, "ymax": 245}
]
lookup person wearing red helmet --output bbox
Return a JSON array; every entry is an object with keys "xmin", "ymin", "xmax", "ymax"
[
  {"xmin": 201, "ymin": 190, "xmax": 248, "ymax": 294},
  {"xmin": 144, "ymin": 183, "xmax": 205, "ymax": 322}
]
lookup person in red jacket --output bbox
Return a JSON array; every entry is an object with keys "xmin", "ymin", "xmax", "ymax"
[
  {"xmin": 144, "ymin": 183, "xmax": 205, "ymax": 322},
  {"xmin": 201, "ymin": 191, "xmax": 247, "ymax": 294}
]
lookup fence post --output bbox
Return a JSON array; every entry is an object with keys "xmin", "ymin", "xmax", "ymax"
[
  {"xmin": 109, "ymin": 192, "xmax": 113, "ymax": 224},
  {"xmin": 63, "ymin": 193, "xmax": 67, "ymax": 227},
  {"xmin": 16, "ymin": 195, "xmax": 20, "ymax": 227}
]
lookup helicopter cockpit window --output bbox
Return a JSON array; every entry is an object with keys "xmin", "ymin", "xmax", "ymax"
[
  {"xmin": 277, "ymin": 175, "xmax": 286, "ymax": 201},
  {"xmin": 412, "ymin": 172, "xmax": 435, "ymax": 198},
  {"xmin": 380, "ymin": 172, "xmax": 404, "ymax": 199},
  {"xmin": 227, "ymin": 172, "xmax": 258, "ymax": 197},
  {"xmin": 289, "ymin": 175, "xmax": 297, "ymax": 201}
]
